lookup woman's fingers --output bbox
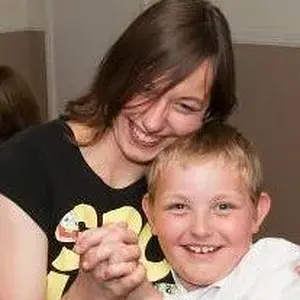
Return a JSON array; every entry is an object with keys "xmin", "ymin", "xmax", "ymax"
[
  {"xmin": 80, "ymin": 244, "xmax": 112, "ymax": 271},
  {"xmin": 81, "ymin": 242, "xmax": 141, "ymax": 271},
  {"xmin": 74, "ymin": 222, "xmax": 137, "ymax": 254},
  {"xmin": 109, "ymin": 243, "xmax": 141, "ymax": 264},
  {"xmin": 92, "ymin": 261, "xmax": 138, "ymax": 282},
  {"xmin": 75, "ymin": 221, "xmax": 143, "ymax": 294}
]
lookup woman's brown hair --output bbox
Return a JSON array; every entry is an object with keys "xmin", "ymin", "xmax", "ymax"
[{"xmin": 65, "ymin": 0, "xmax": 236, "ymax": 142}]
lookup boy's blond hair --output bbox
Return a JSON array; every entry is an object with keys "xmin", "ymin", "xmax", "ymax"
[{"xmin": 147, "ymin": 121, "xmax": 263, "ymax": 205}]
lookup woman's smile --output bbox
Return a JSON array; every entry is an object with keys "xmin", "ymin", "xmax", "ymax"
[{"xmin": 129, "ymin": 119, "xmax": 163, "ymax": 148}]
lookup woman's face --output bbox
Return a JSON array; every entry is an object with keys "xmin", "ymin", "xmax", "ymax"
[{"xmin": 111, "ymin": 60, "xmax": 214, "ymax": 165}]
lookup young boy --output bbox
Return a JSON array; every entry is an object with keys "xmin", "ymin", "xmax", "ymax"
[
  {"xmin": 78, "ymin": 121, "xmax": 300, "ymax": 299},
  {"xmin": 139, "ymin": 121, "xmax": 300, "ymax": 299}
]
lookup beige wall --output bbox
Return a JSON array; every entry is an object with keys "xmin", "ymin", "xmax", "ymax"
[
  {"xmin": 0, "ymin": 0, "xmax": 28, "ymax": 32},
  {"xmin": 0, "ymin": 0, "xmax": 45, "ymax": 31},
  {"xmin": 0, "ymin": 0, "xmax": 47, "ymax": 118},
  {"xmin": 218, "ymin": 0, "xmax": 300, "ymax": 46},
  {"xmin": 231, "ymin": 44, "xmax": 300, "ymax": 244},
  {"xmin": 26, "ymin": 0, "xmax": 46, "ymax": 29},
  {"xmin": 47, "ymin": 0, "xmax": 145, "ymax": 116},
  {"xmin": 0, "ymin": 31, "xmax": 48, "ymax": 119}
]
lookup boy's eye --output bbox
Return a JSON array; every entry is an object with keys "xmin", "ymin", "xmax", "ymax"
[
  {"xmin": 214, "ymin": 202, "xmax": 235, "ymax": 215},
  {"xmin": 218, "ymin": 203, "xmax": 230, "ymax": 210},
  {"xmin": 167, "ymin": 202, "xmax": 188, "ymax": 212},
  {"xmin": 173, "ymin": 203, "xmax": 186, "ymax": 210}
]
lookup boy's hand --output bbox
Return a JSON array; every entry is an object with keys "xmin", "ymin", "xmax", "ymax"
[
  {"xmin": 95, "ymin": 262, "xmax": 147, "ymax": 299},
  {"xmin": 74, "ymin": 222, "xmax": 137, "ymax": 256},
  {"xmin": 69, "ymin": 264, "xmax": 146, "ymax": 300},
  {"xmin": 126, "ymin": 280, "xmax": 163, "ymax": 300},
  {"xmin": 73, "ymin": 222, "xmax": 145, "ymax": 299},
  {"xmin": 75, "ymin": 222, "xmax": 141, "ymax": 278}
]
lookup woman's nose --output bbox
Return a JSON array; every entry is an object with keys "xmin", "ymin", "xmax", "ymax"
[{"xmin": 140, "ymin": 98, "xmax": 168, "ymax": 134}]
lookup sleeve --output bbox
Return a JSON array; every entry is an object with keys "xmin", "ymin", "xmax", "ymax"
[
  {"xmin": 0, "ymin": 136, "xmax": 52, "ymax": 235},
  {"xmin": 279, "ymin": 277, "xmax": 300, "ymax": 300}
]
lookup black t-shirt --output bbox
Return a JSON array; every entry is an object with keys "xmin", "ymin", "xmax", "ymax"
[{"xmin": 0, "ymin": 119, "xmax": 172, "ymax": 300}]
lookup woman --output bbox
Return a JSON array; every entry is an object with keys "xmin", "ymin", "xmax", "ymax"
[
  {"xmin": 0, "ymin": 1, "xmax": 236, "ymax": 299},
  {"xmin": 0, "ymin": 65, "xmax": 41, "ymax": 144}
]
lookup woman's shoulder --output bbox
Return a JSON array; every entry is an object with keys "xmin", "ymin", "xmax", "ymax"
[
  {"xmin": 10, "ymin": 118, "xmax": 66, "ymax": 143},
  {"xmin": 0, "ymin": 118, "xmax": 70, "ymax": 154}
]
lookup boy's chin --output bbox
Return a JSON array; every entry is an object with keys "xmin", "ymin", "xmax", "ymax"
[
  {"xmin": 177, "ymin": 267, "xmax": 232, "ymax": 291},
  {"xmin": 177, "ymin": 273, "xmax": 217, "ymax": 291}
]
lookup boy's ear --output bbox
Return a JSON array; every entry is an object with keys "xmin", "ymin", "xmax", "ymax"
[
  {"xmin": 142, "ymin": 193, "xmax": 157, "ymax": 235},
  {"xmin": 252, "ymin": 192, "xmax": 271, "ymax": 234}
]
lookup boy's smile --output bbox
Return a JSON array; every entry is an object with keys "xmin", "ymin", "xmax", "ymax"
[
  {"xmin": 185, "ymin": 244, "xmax": 220, "ymax": 254},
  {"xmin": 143, "ymin": 157, "xmax": 269, "ymax": 291}
]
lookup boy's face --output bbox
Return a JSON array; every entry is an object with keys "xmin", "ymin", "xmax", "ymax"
[{"xmin": 143, "ymin": 157, "xmax": 270, "ymax": 290}]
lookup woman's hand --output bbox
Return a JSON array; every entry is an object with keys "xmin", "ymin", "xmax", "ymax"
[
  {"xmin": 71, "ymin": 222, "xmax": 146, "ymax": 300},
  {"xmin": 68, "ymin": 262, "xmax": 146, "ymax": 300},
  {"xmin": 75, "ymin": 222, "xmax": 139, "ymax": 274}
]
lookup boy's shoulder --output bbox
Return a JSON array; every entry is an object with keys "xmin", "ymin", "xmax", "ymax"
[
  {"xmin": 254, "ymin": 237, "xmax": 299, "ymax": 250},
  {"xmin": 235, "ymin": 237, "xmax": 300, "ymax": 280},
  {"xmin": 250, "ymin": 237, "xmax": 300, "ymax": 264},
  {"xmin": 219, "ymin": 237, "xmax": 300, "ymax": 299}
]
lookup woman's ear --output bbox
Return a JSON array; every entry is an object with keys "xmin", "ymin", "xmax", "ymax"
[
  {"xmin": 252, "ymin": 192, "xmax": 271, "ymax": 234},
  {"xmin": 142, "ymin": 193, "xmax": 156, "ymax": 235}
]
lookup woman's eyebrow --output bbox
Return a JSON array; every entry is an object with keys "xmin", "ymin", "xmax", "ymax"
[{"xmin": 178, "ymin": 96, "xmax": 208, "ymax": 104}]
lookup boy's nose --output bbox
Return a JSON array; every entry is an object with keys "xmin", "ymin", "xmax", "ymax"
[
  {"xmin": 140, "ymin": 98, "xmax": 168, "ymax": 134},
  {"xmin": 190, "ymin": 213, "xmax": 213, "ymax": 238}
]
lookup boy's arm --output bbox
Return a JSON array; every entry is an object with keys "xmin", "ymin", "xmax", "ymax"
[{"xmin": 126, "ymin": 279, "xmax": 163, "ymax": 300}]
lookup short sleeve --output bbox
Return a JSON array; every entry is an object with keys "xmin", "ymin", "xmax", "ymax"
[
  {"xmin": 0, "ymin": 134, "xmax": 52, "ymax": 234},
  {"xmin": 279, "ymin": 276, "xmax": 300, "ymax": 300}
]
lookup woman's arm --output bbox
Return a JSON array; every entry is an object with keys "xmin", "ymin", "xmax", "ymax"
[
  {"xmin": 73, "ymin": 223, "xmax": 163, "ymax": 300},
  {"xmin": 0, "ymin": 195, "xmax": 147, "ymax": 300},
  {"xmin": 0, "ymin": 194, "xmax": 48, "ymax": 300},
  {"xmin": 62, "ymin": 223, "xmax": 149, "ymax": 300}
]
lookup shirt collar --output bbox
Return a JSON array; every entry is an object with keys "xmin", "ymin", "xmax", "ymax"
[
  {"xmin": 170, "ymin": 264, "xmax": 242, "ymax": 296},
  {"xmin": 171, "ymin": 269, "xmax": 222, "ymax": 297}
]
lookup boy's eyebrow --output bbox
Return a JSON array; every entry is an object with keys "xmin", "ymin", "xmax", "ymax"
[
  {"xmin": 162, "ymin": 192, "xmax": 191, "ymax": 202},
  {"xmin": 211, "ymin": 191, "xmax": 247, "ymax": 201}
]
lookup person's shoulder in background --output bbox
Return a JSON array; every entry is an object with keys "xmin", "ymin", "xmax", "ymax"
[{"xmin": 0, "ymin": 65, "xmax": 42, "ymax": 144}]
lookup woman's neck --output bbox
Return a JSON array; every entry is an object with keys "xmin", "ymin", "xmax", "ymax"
[{"xmin": 69, "ymin": 121, "xmax": 147, "ymax": 189}]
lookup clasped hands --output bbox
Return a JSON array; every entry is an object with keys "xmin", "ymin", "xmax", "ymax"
[{"xmin": 73, "ymin": 222, "xmax": 153, "ymax": 300}]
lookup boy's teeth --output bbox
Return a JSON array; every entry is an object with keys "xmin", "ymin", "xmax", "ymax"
[{"xmin": 187, "ymin": 245, "xmax": 216, "ymax": 254}]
